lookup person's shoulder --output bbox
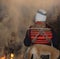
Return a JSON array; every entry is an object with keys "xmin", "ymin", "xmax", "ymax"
[
  {"xmin": 29, "ymin": 25, "xmax": 35, "ymax": 28},
  {"xmin": 46, "ymin": 24, "xmax": 56, "ymax": 33},
  {"xmin": 46, "ymin": 24, "xmax": 54, "ymax": 30},
  {"xmin": 46, "ymin": 24, "xmax": 52, "ymax": 28},
  {"xmin": 26, "ymin": 25, "xmax": 33, "ymax": 32},
  {"xmin": 46, "ymin": 24, "xmax": 54, "ymax": 31},
  {"xmin": 28, "ymin": 25, "xmax": 35, "ymax": 30}
]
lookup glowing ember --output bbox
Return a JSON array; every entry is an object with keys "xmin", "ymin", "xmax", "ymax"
[
  {"xmin": 0, "ymin": 56, "xmax": 6, "ymax": 59},
  {"xmin": 11, "ymin": 53, "xmax": 14, "ymax": 58}
]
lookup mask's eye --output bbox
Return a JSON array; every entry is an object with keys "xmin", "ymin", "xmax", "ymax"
[{"xmin": 40, "ymin": 55, "xmax": 50, "ymax": 59}]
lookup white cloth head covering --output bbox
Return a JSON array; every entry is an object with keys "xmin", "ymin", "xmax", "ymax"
[{"xmin": 35, "ymin": 9, "xmax": 47, "ymax": 22}]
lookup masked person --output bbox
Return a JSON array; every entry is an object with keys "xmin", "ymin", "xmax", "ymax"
[{"xmin": 24, "ymin": 9, "xmax": 57, "ymax": 48}]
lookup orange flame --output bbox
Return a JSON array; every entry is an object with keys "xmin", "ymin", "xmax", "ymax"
[{"xmin": 0, "ymin": 56, "xmax": 6, "ymax": 59}]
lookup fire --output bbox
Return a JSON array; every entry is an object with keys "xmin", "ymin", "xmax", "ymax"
[
  {"xmin": 11, "ymin": 53, "xmax": 14, "ymax": 59},
  {"xmin": 0, "ymin": 56, "xmax": 6, "ymax": 59},
  {"xmin": 11, "ymin": 53, "xmax": 14, "ymax": 58}
]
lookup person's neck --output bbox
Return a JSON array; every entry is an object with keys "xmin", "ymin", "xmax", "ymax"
[
  {"xmin": 36, "ymin": 24, "xmax": 46, "ymax": 28},
  {"xmin": 35, "ymin": 22, "xmax": 46, "ymax": 28}
]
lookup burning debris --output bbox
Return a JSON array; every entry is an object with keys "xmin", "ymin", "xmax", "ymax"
[{"xmin": 0, "ymin": 56, "xmax": 6, "ymax": 59}]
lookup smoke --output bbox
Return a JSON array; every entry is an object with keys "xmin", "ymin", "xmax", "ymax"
[{"xmin": 0, "ymin": 0, "xmax": 60, "ymax": 51}]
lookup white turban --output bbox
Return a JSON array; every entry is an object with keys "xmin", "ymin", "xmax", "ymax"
[{"xmin": 35, "ymin": 9, "xmax": 47, "ymax": 22}]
